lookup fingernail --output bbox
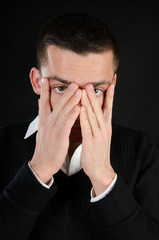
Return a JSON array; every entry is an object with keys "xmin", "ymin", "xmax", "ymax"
[
  {"xmin": 82, "ymin": 106, "xmax": 86, "ymax": 112},
  {"xmin": 89, "ymin": 84, "xmax": 94, "ymax": 91},
  {"xmin": 83, "ymin": 89, "xmax": 88, "ymax": 98},
  {"xmin": 82, "ymin": 89, "xmax": 86, "ymax": 95},
  {"xmin": 69, "ymin": 83, "xmax": 77, "ymax": 91},
  {"xmin": 74, "ymin": 105, "xmax": 79, "ymax": 111}
]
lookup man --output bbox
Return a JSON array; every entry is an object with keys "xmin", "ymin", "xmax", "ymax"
[{"xmin": 0, "ymin": 12, "xmax": 159, "ymax": 240}]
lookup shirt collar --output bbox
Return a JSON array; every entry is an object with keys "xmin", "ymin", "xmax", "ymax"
[
  {"xmin": 24, "ymin": 115, "xmax": 82, "ymax": 176},
  {"xmin": 24, "ymin": 115, "xmax": 39, "ymax": 139}
]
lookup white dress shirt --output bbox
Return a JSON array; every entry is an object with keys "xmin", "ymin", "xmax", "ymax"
[{"xmin": 25, "ymin": 116, "xmax": 117, "ymax": 202}]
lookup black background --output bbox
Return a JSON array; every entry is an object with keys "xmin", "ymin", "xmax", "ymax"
[{"xmin": 1, "ymin": 2, "xmax": 159, "ymax": 147}]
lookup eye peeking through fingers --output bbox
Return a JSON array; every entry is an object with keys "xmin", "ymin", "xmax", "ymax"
[
  {"xmin": 52, "ymin": 85, "xmax": 105, "ymax": 96},
  {"xmin": 54, "ymin": 86, "xmax": 66, "ymax": 94}
]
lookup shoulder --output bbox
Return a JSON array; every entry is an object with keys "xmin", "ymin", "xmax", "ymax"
[
  {"xmin": 111, "ymin": 123, "xmax": 159, "ymax": 175},
  {"xmin": 0, "ymin": 118, "xmax": 34, "ymax": 146},
  {"xmin": 112, "ymin": 122, "xmax": 155, "ymax": 150}
]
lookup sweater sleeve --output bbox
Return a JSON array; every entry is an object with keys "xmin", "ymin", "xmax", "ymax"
[
  {"xmin": 89, "ymin": 136, "xmax": 159, "ymax": 240},
  {"xmin": 28, "ymin": 161, "xmax": 54, "ymax": 189},
  {"xmin": 90, "ymin": 174, "xmax": 118, "ymax": 202},
  {"xmin": 0, "ymin": 126, "xmax": 58, "ymax": 240},
  {"xmin": 0, "ymin": 162, "xmax": 58, "ymax": 240}
]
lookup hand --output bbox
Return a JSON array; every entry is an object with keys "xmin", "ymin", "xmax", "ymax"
[
  {"xmin": 30, "ymin": 77, "xmax": 81, "ymax": 184},
  {"xmin": 80, "ymin": 82, "xmax": 116, "ymax": 196}
]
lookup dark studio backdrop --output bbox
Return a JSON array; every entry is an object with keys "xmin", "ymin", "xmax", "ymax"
[{"xmin": 1, "ymin": 2, "xmax": 159, "ymax": 149}]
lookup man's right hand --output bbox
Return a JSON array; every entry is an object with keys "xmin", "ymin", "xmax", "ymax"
[{"xmin": 30, "ymin": 77, "xmax": 81, "ymax": 184}]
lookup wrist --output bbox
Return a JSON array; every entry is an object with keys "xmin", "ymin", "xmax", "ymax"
[
  {"xmin": 90, "ymin": 166, "xmax": 116, "ymax": 197},
  {"xmin": 29, "ymin": 160, "xmax": 54, "ymax": 185}
]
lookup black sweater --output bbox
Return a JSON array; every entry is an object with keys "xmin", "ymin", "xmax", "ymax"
[{"xmin": 0, "ymin": 119, "xmax": 159, "ymax": 240}]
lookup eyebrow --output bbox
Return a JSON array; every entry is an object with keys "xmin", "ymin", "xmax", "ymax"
[{"xmin": 48, "ymin": 75, "xmax": 111, "ymax": 87}]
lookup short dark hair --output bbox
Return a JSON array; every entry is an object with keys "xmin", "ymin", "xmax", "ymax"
[{"xmin": 37, "ymin": 12, "xmax": 119, "ymax": 72}]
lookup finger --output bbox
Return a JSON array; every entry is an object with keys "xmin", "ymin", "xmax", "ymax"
[
  {"xmin": 39, "ymin": 77, "xmax": 52, "ymax": 121},
  {"xmin": 57, "ymin": 104, "xmax": 81, "ymax": 137},
  {"xmin": 81, "ymin": 89, "xmax": 99, "ymax": 137},
  {"xmin": 80, "ymin": 106, "xmax": 92, "ymax": 139},
  {"xmin": 102, "ymin": 83, "xmax": 115, "ymax": 125},
  {"xmin": 56, "ymin": 89, "xmax": 82, "ymax": 127},
  {"xmin": 50, "ymin": 83, "xmax": 78, "ymax": 123},
  {"xmin": 85, "ymin": 84, "xmax": 105, "ymax": 130}
]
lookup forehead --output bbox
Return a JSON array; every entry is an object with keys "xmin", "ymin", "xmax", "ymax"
[{"xmin": 42, "ymin": 45, "xmax": 114, "ymax": 84}]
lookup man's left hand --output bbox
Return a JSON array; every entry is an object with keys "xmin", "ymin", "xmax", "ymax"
[{"xmin": 80, "ymin": 82, "xmax": 116, "ymax": 197}]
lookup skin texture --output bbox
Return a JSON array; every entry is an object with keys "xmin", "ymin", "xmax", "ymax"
[{"xmin": 30, "ymin": 45, "xmax": 117, "ymax": 196}]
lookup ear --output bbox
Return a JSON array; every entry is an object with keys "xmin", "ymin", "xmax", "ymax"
[
  {"xmin": 29, "ymin": 67, "xmax": 42, "ymax": 95},
  {"xmin": 113, "ymin": 73, "xmax": 117, "ymax": 87}
]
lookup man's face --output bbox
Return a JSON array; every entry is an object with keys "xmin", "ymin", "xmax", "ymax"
[{"xmin": 34, "ymin": 45, "xmax": 116, "ymax": 143}]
